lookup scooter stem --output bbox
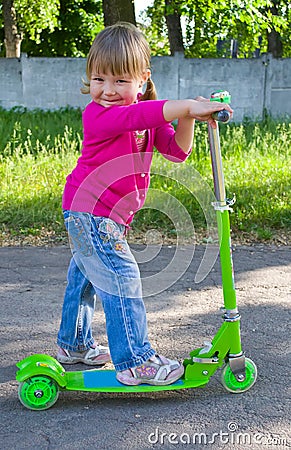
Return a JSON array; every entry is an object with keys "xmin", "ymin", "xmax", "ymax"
[
  {"xmin": 208, "ymin": 123, "xmax": 226, "ymax": 203},
  {"xmin": 209, "ymin": 90, "xmax": 231, "ymax": 203},
  {"xmin": 208, "ymin": 91, "xmax": 237, "ymax": 313}
]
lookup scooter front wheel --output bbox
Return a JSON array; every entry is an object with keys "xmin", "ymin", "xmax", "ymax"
[
  {"xmin": 18, "ymin": 375, "xmax": 59, "ymax": 410},
  {"xmin": 221, "ymin": 357, "xmax": 257, "ymax": 393}
]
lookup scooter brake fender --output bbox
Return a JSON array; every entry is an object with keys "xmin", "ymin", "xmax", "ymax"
[{"xmin": 16, "ymin": 354, "xmax": 67, "ymax": 388}]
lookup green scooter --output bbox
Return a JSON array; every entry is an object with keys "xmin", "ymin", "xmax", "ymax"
[{"xmin": 15, "ymin": 91, "xmax": 257, "ymax": 410}]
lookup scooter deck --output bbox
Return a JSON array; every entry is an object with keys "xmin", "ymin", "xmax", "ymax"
[{"xmin": 64, "ymin": 369, "xmax": 208, "ymax": 393}]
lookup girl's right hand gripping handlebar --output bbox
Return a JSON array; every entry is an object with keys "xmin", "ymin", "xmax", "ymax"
[{"xmin": 210, "ymin": 90, "xmax": 231, "ymax": 123}]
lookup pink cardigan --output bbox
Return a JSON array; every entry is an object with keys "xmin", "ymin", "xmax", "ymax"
[{"xmin": 62, "ymin": 99, "xmax": 191, "ymax": 226}]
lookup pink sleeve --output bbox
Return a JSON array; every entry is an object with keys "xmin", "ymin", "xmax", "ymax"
[
  {"xmin": 84, "ymin": 100, "xmax": 169, "ymax": 138},
  {"xmin": 154, "ymin": 123, "xmax": 192, "ymax": 163}
]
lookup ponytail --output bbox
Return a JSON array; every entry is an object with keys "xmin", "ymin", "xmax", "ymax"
[{"xmin": 140, "ymin": 78, "xmax": 157, "ymax": 101}]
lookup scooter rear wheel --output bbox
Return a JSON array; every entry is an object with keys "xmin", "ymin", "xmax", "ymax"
[
  {"xmin": 18, "ymin": 375, "xmax": 59, "ymax": 410},
  {"xmin": 221, "ymin": 357, "xmax": 257, "ymax": 393}
]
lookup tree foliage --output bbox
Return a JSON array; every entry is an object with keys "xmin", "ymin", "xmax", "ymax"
[
  {"xmin": 138, "ymin": 0, "xmax": 170, "ymax": 56},
  {"xmin": 22, "ymin": 0, "xmax": 103, "ymax": 56},
  {"xmin": 1, "ymin": 0, "xmax": 291, "ymax": 57},
  {"xmin": 1, "ymin": 0, "xmax": 60, "ymax": 56},
  {"xmin": 139, "ymin": 0, "xmax": 291, "ymax": 58},
  {"xmin": 1, "ymin": 0, "xmax": 135, "ymax": 57},
  {"xmin": 14, "ymin": 0, "xmax": 60, "ymax": 42}
]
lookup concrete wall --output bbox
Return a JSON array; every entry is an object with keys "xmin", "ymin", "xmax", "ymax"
[{"xmin": 0, "ymin": 53, "xmax": 291, "ymax": 121}]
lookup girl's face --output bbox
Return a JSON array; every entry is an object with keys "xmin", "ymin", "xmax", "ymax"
[{"xmin": 90, "ymin": 70, "xmax": 150, "ymax": 107}]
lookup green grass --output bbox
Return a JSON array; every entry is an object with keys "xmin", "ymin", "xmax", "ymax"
[
  {"xmin": 0, "ymin": 106, "xmax": 82, "ymax": 154},
  {"xmin": 0, "ymin": 107, "xmax": 290, "ymax": 244}
]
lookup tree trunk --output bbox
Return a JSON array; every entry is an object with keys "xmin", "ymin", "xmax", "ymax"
[
  {"xmin": 267, "ymin": 29, "xmax": 283, "ymax": 58},
  {"xmin": 2, "ymin": 0, "xmax": 22, "ymax": 57},
  {"xmin": 102, "ymin": 0, "xmax": 136, "ymax": 27},
  {"xmin": 165, "ymin": 0, "xmax": 184, "ymax": 55},
  {"xmin": 267, "ymin": 1, "xmax": 283, "ymax": 58}
]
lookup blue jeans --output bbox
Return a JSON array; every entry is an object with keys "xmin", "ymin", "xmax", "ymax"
[{"xmin": 57, "ymin": 210, "xmax": 155, "ymax": 371}]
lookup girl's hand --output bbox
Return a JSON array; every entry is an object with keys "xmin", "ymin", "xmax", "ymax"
[
  {"xmin": 193, "ymin": 96, "xmax": 233, "ymax": 128},
  {"xmin": 163, "ymin": 98, "xmax": 233, "ymax": 127}
]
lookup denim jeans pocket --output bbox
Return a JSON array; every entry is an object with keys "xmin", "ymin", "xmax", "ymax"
[{"xmin": 64, "ymin": 212, "xmax": 93, "ymax": 257}]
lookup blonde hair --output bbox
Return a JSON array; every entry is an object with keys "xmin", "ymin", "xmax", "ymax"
[{"xmin": 81, "ymin": 22, "xmax": 157, "ymax": 101}]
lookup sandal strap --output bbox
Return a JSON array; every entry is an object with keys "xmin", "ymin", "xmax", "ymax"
[
  {"xmin": 84, "ymin": 345, "xmax": 108, "ymax": 360},
  {"xmin": 131, "ymin": 354, "xmax": 177, "ymax": 382}
]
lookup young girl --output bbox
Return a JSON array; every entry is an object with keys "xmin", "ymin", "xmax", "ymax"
[{"xmin": 56, "ymin": 22, "xmax": 232, "ymax": 386}]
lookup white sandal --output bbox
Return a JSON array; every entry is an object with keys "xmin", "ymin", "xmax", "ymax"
[
  {"xmin": 57, "ymin": 345, "xmax": 110, "ymax": 365},
  {"xmin": 116, "ymin": 354, "xmax": 184, "ymax": 386}
]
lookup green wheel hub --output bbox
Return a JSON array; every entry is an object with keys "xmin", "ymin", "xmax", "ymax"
[
  {"xmin": 18, "ymin": 375, "xmax": 59, "ymax": 410},
  {"xmin": 221, "ymin": 357, "xmax": 257, "ymax": 393}
]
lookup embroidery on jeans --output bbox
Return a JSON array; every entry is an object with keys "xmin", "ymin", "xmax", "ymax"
[
  {"xmin": 65, "ymin": 216, "xmax": 93, "ymax": 257},
  {"xmin": 98, "ymin": 219, "xmax": 124, "ymax": 241},
  {"xmin": 100, "ymin": 233, "xmax": 110, "ymax": 243},
  {"xmin": 114, "ymin": 242, "xmax": 127, "ymax": 253}
]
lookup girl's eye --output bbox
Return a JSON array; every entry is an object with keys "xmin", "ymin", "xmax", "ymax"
[
  {"xmin": 116, "ymin": 79, "xmax": 129, "ymax": 84},
  {"xmin": 92, "ymin": 77, "xmax": 104, "ymax": 82}
]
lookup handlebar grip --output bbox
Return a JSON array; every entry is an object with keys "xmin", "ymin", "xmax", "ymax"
[{"xmin": 212, "ymin": 109, "xmax": 230, "ymax": 123}]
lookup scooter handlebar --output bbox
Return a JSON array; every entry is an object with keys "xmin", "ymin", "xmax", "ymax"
[
  {"xmin": 212, "ymin": 110, "xmax": 231, "ymax": 123},
  {"xmin": 210, "ymin": 90, "xmax": 231, "ymax": 123}
]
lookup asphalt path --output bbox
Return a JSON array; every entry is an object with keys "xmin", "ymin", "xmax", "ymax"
[{"xmin": 0, "ymin": 244, "xmax": 290, "ymax": 449}]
